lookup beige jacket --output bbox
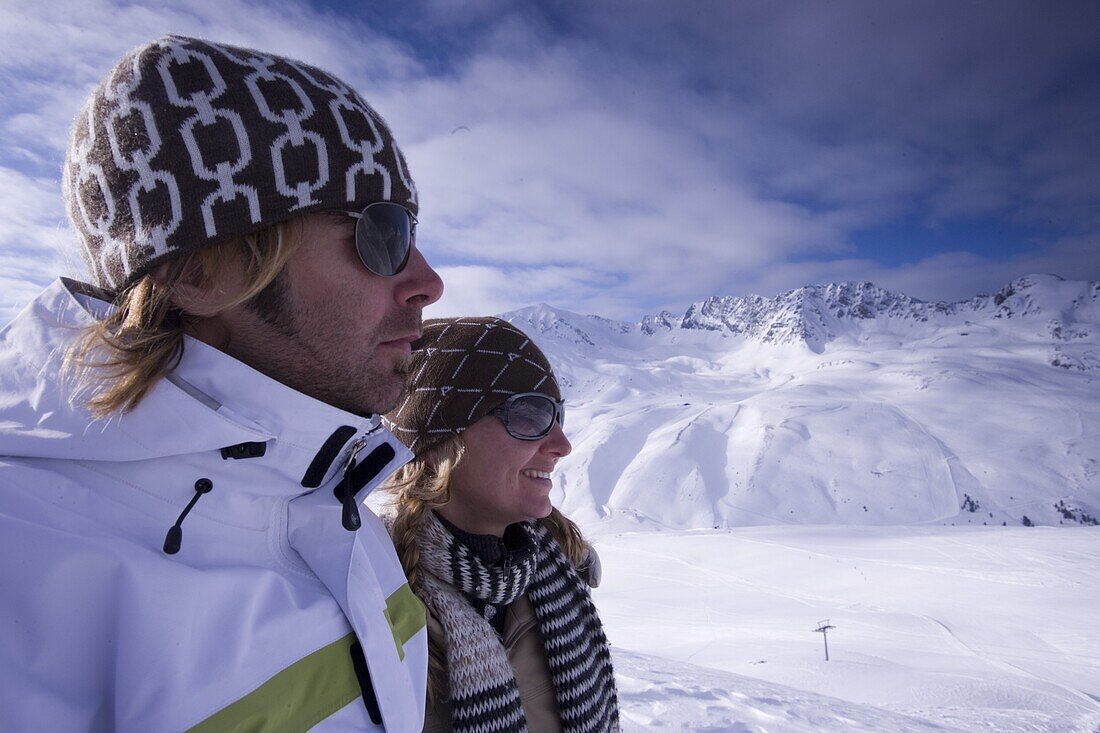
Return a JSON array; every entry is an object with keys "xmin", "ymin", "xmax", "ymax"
[{"xmin": 422, "ymin": 594, "xmax": 562, "ymax": 733}]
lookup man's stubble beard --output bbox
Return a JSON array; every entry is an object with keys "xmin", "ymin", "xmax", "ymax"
[{"xmin": 242, "ymin": 271, "xmax": 419, "ymax": 416}]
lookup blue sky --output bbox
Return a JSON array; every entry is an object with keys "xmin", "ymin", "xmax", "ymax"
[{"xmin": 1, "ymin": 0, "xmax": 1097, "ymax": 321}]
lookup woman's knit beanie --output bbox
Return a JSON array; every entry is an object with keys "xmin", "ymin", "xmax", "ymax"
[
  {"xmin": 385, "ymin": 317, "xmax": 560, "ymax": 455},
  {"xmin": 63, "ymin": 34, "xmax": 416, "ymax": 291}
]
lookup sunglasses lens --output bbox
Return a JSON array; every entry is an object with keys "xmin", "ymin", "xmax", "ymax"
[
  {"xmin": 503, "ymin": 395, "xmax": 562, "ymax": 439},
  {"xmin": 354, "ymin": 203, "xmax": 413, "ymax": 276}
]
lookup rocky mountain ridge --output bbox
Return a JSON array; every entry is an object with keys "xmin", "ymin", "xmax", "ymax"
[{"xmin": 511, "ymin": 274, "xmax": 1099, "ymax": 365}]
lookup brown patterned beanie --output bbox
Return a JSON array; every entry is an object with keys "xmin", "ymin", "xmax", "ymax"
[
  {"xmin": 63, "ymin": 34, "xmax": 417, "ymax": 291},
  {"xmin": 386, "ymin": 317, "xmax": 561, "ymax": 455}
]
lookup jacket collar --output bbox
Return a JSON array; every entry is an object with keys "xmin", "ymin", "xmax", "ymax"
[
  {"xmin": 167, "ymin": 316, "xmax": 382, "ymax": 490},
  {"xmin": 0, "ymin": 278, "xmax": 403, "ymax": 495}
]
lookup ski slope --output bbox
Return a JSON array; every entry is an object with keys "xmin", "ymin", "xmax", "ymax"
[{"xmin": 594, "ymin": 526, "xmax": 1100, "ymax": 732}]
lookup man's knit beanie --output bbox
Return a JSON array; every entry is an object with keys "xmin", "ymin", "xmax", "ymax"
[
  {"xmin": 385, "ymin": 317, "xmax": 562, "ymax": 456},
  {"xmin": 63, "ymin": 34, "xmax": 417, "ymax": 291}
]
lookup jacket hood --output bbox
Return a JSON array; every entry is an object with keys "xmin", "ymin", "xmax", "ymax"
[{"xmin": 0, "ymin": 279, "xmax": 382, "ymax": 484}]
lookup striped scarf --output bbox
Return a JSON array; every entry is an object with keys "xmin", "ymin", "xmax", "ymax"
[{"xmin": 416, "ymin": 512, "xmax": 619, "ymax": 733}]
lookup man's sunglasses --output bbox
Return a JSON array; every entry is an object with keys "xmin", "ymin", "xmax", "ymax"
[
  {"xmin": 342, "ymin": 202, "xmax": 417, "ymax": 276},
  {"xmin": 488, "ymin": 392, "xmax": 566, "ymax": 441}
]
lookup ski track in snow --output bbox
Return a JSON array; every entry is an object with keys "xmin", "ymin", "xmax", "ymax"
[
  {"xmin": 593, "ymin": 527, "xmax": 1100, "ymax": 732},
  {"xmin": 615, "ymin": 648, "xmax": 969, "ymax": 732},
  {"xmin": 918, "ymin": 614, "xmax": 1100, "ymax": 712}
]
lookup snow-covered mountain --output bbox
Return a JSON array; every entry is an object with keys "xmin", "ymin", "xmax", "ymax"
[{"xmin": 501, "ymin": 274, "xmax": 1100, "ymax": 531}]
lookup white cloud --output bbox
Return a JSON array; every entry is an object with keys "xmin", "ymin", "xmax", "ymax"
[
  {"xmin": 425, "ymin": 263, "xmax": 634, "ymax": 320},
  {"xmin": 717, "ymin": 234, "xmax": 1100, "ymax": 306},
  {"xmin": 0, "ymin": 166, "xmax": 77, "ymax": 321},
  {"xmin": 424, "ymin": 265, "xmax": 513, "ymax": 318},
  {"xmin": 392, "ymin": 37, "xmax": 849, "ymax": 312}
]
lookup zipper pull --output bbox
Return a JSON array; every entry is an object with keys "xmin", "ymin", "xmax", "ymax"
[
  {"xmin": 163, "ymin": 478, "xmax": 214, "ymax": 554},
  {"xmin": 339, "ymin": 437, "xmax": 369, "ymax": 532}
]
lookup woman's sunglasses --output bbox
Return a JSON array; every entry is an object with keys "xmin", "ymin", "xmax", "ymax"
[
  {"xmin": 342, "ymin": 202, "xmax": 417, "ymax": 276},
  {"xmin": 489, "ymin": 392, "xmax": 566, "ymax": 441}
]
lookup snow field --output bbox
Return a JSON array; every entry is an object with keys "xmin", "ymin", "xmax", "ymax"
[{"xmin": 590, "ymin": 526, "xmax": 1100, "ymax": 732}]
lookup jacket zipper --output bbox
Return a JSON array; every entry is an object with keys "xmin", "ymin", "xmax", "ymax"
[{"xmin": 339, "ymin": 436, "xmax": 370, "ymax": 531}]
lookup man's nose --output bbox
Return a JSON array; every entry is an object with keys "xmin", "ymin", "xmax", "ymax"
[{"xmin": 394, "ymin": 245, "xmax": 444, "ymax": 307}]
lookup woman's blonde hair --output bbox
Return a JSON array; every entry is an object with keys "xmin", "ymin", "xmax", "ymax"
[
  {"xmin": 64, "ymin": 220, "xmax": 302, "ymax": 417},
  {"xmin": 384, "ymin": 434, "xmax": 589, "ymax": 703}
]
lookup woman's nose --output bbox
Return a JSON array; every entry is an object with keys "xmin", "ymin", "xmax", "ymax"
[{"xmin": 541, "ymin": 423, "xmax": 572, "ymax": 458}]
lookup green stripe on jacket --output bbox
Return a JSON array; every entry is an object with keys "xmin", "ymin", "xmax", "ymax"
[
  {"xmin": 186, "ymin": 584, "xmax": 425, "ymax": 731},
  {"xmin": 186, "ymin": 633, "xmax": 360, "ymax": 733},
  {"xmin": 384, "ymin": 582, "xmax": 426, "ymax": 661}
]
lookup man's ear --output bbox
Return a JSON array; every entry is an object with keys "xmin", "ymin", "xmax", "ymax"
[
  {"xmin": 161, "ymin": 253, "xmax": 246, "ymax": 319},
  {"xmin": 170, "ymin": 281, "xmax": 221, "ymax": 318},
  {"xmin": 149, "ymin": 261, "xmax": 173, "ymax": 286},
  {"xmin": 155, "ymin": 255, "xmax": 237, "ymax": 349}
]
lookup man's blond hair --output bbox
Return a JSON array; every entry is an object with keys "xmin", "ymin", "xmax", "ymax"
[{"xmin": 65, "ymin": 221, "xmax": 302, "ymax": 417}]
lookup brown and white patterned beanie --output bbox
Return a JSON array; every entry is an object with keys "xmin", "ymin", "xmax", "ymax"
[
  {"xmin": 385, "ymin": 317, "xmax": 561, "ymax": 455},
  {"xmin": 63, "ymin": 34, "xmax": 417, "ymax": 291}
]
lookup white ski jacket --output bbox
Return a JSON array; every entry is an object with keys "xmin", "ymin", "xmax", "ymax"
[{"xmin": 0, "ymin": 279, "xmax": 427, "ymax": 732}]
